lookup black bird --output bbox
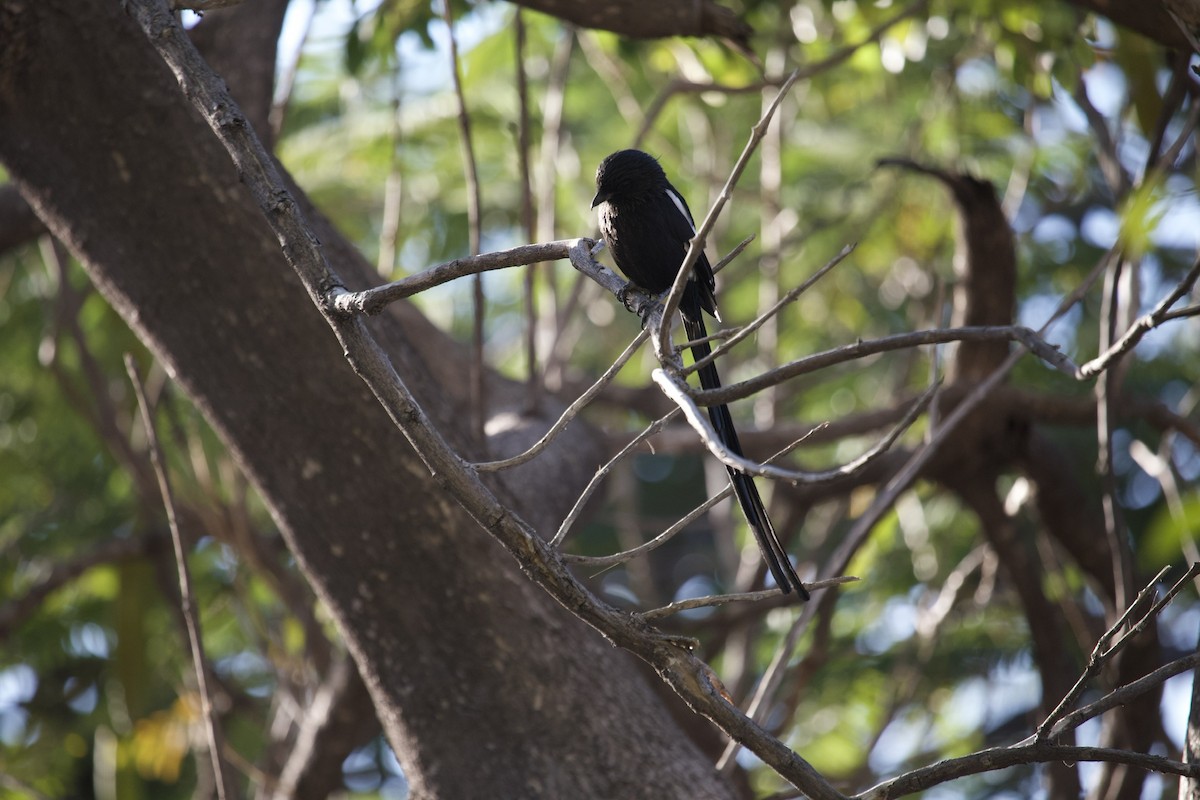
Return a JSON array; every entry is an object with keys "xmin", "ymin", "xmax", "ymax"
[{"xmin": 591, "ymin": 149, "xmax": 808, "ymax": 599}]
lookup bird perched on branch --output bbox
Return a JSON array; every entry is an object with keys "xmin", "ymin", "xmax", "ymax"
[{"xmin": 591, "ymin": 149, "xmax": 808, "ymax": 599}]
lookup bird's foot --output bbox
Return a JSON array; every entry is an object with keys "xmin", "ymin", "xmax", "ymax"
[{"xmin": 617, "ymin": 284, "xmax": 654, "ymax": 319}]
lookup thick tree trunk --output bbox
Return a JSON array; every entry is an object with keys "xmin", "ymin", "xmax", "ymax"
[{"xmin": 0, "ymin": 1, "xmax": 735, "ymax": 797}]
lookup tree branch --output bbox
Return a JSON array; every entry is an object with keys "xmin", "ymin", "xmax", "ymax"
[
  {"xmin": 1045, "ymin": 650, "xmax": 1200, "ymax": 740},
  {"xmin": 475, "ymin": 328, "xmax": 649, "ymax": 471},
  {"xmin": 565, "ymin": 422, "xmax": 829, "ymax": 569},
  {"xmin": 1036, "ymin": 562, "xmax": 1200, "ymax": 740},
  {"xmin": 685, "ymin": 243, "xmax": 854, "ymax": 377},
  {"xmin": 125, "ymin": 354, "xmax": 233, "ymax": 800},
  {"xmin": 654, "ymin": 369, "xmax": 935, "ymax": 483},
  {"xmin": 856, "ymin": 743, "xmax": 1200, "ymax": 799},
  {"xmin": 332, "ymin": 240, "xmax": 579, "ymax": 315},
  {"xmin": 698, "ymin": 325, "xmax": 1075, "ymax": 406},
  {"xmin": 642, "ymin": 576, "xmax": 857, "ymax": 621},
  {"xmin": 655, "ymin": 68, "xmax": 802, "ymax": 356},
  {"xmin": 1076, "ymin": 252, "xmax": 1200, "ymax": 380}
]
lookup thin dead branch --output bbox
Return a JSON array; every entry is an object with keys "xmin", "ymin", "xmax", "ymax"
[
  {"xmin": 331, "ymin": 240, "xmax": 577, "ymax": 315},
  {"xmin": 1037, "ymin": 562, "xmax": 1200, "ymax": 740},
  {"xmin": 685, "ymin": 243, "xmax": 855, "ymax": 378},
  {"xmin": 474, "ymin": 328, "xmax": 650, "ymax": 471},
  {"xmin": 654, "ymin": 370, "xmax": 935, "ymax": 484},
  {"xmin": 552, "ymin": 408, "xmax": 681, "ymax": 548},
  {"xmin": 642, "ymin": 576, "xmax": 858, "ymax": 621},
  {"xmin": 634, "ymin": 0, "xmax": 928, "ymax": 145},
  {"xmin": 565, "ymin": 424, "xmax": 829, "ymax": 570},
  {"xmin": 699, "ymin": 325, "xmax": 1075, "ymax": 406},
  {"xmin": 125, "ymin": 354, "xmax": 232, "ymax": 800},
  {"xmin": 439, "ymin": 0, "xmax": 486, "ymax": 442},
  {"xmin": 1076, "ymin": 253, "xmax": 1200, "ymax": 380},
  {"xmin": 655, "ymin": 69, "xmax": 802, "ymax": 356},
  {"xmin": 856, "ymin": 743, "xmax": 1199, "ymax": 799}
]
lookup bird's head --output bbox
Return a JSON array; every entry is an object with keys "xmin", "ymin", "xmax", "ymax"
[{"xmin": 591, "ymin": 149, "xmax": 666, "ymax": 208}]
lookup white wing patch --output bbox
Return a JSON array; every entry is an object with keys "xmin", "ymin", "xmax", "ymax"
[
  {"xmin": 664, "ymin": 188, "xmax": 721, "ymax": 320},
  {"xmin": 664, "ymin": 189, "xmax": 696, "ymax": 234}
]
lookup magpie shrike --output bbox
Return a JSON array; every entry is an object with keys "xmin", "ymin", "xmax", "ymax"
[{"xmin": 591, "ymin": 149, "xmax": 808, "ymax": 598}]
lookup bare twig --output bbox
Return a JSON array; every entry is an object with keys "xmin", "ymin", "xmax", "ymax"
[
  {"xmin": 332, "ymin": 240, "xmax": 578, "ymax": 315},
  {"xmin": 1165, "ymin": 5, "xmax": 1200, "ymax": 55},
  {"xmin": 124, "ymin": 354, "xmax": 232, "ymax": 800},
  {"xmin": 636, "ymin": 77, "xmax": 774, "ymax": 148},
  {"xmin": 1159, "ymin": 88, "xmax": 1200, "ymax": 170},
  {"xmin": 685, "ymin": 244, "xmax": 855, "ymax": 377},
  {"xmin": 40, "ymin": 239, "xmax": 156, "ymax": 494},
  {"xmin": 856, "ymin": 743, "xmax": 1200, "ymax": 799},
  {"xmin": 1037, "ymin": 563, "xmax": 1200, "ymax": 740},
  {"xmin": 1076, "ymin": 253, "xmax": 1200, "ymax": 380},
  {"xmin": 633, "ymin": 0, "xmax": 928, "ymax": 145},
  {"xmin": 565, "ymin": 424, "xmax": 829, "ymax": 569},
  {"xmin": 700, "ymin": 325, "xmax": 1075, "ymax": 406},
  {"xmin": 820, "ymin": 347, "xmax": 1024, "ymax": 602},
  {"xmin": 1074, "ymin": 72, "xmax": 1130, "ymax": 198},
  {"xmin": 439, "ymin": 0, "xmax": 486, "ymax": 442},
  {"xmin": 551, "ymin": 409, "xmax": 681, "ymax": 548},
  {"xmin": 267, "ymin": 0, "xmax": 314, "ymax": 138},
  {"xmin": 642, "ymin": 576, "xmax": 858, "ymax": 621},
  {"xmin": 474, "ymin": 328, "xmax": 650, "ymax": 471},
  {"xmin": 1044, "ymin": 650, "xmax": 1200, "ymax": 741},
  {"xmin": 1182, "ymin": 622, "xmax": 1200, "ymax": 800},
  {"xmin": 915, "ymin": 545, "xmax": 988, "ymax": 647},
  {"xmin": 711, "ymin": 235, "xmax": 759, "ymax": 276},
  {"xmin": 655, "ymin": 69, "xmax": 802, "ymax": 356},
  {"xmin": 576, "ymin": 29, "xmax": 640, "ymax": 128},
  {"xmin": 514, "ymin": 13, "xmax": 540, "ymax": 411},
  {"xmin": 268, "ymin": 652, "xmax": 378, "ymax": 800},
  {"xmin": 170, "ymin": 0, "xmax": 242, "ymax": 9},
  {"xmin": 720, "ymin": 558, "xmax": 832, "ymax": 773},
  {"xmin": 1129, "ymin": 438, "xmax": 1189, "ymax": 535},
  {"xmin": 1094, "ymin": 254, "xmax": 1134, "ymax": 610},
  {"xmin": 1162, "ymin": 303, "xmax": 1200, "ymax": 324},
  {"xmin": 535, "ymin": 25, "xmax": 575, "ymax": 346},
  {"xmin": 565, "ymin": 483, "xmax": 733, "ymax": 568},
  {"xmin": 757, "ymin": 51, "xmax": 787, "ymax": 426},
  {"xmin": 1141, "ymin": 53, "xmax": 1194, "ymax": 179},
  {"xmin": 656, "ymin": 371, "xmax": 933, "ymax": 483}
]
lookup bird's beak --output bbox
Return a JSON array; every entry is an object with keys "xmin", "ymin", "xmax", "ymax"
[{"xmin": 590, "ymin": 191, "xmax": 607, "ymax": 209}]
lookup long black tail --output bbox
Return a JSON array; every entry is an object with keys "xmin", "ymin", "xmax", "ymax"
[{"xmin": 683, "ymin": 316, "xmax": 809, "ymax": 599}]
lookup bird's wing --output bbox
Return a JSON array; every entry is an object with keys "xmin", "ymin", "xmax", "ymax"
[{"xmin": 662, "ymin": 183, "xmax": 718, "ymax": 319}]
